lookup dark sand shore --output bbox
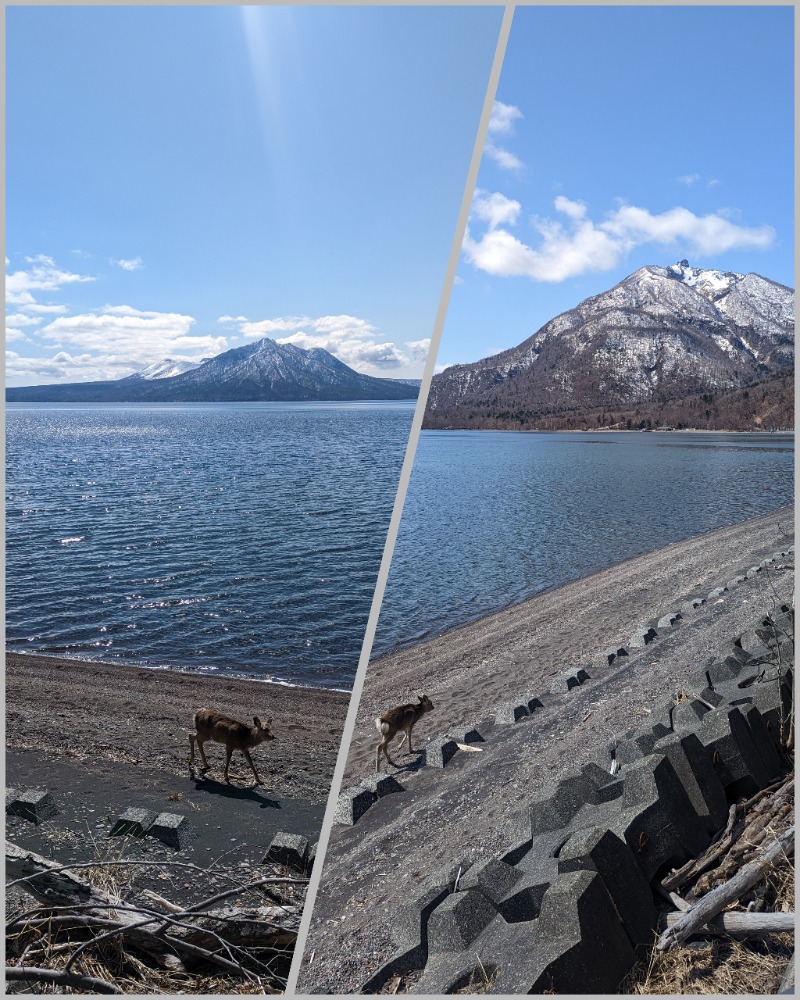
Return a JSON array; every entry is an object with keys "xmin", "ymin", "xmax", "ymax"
[
  {"xmin": 5, "ymin": 655, "xmax": 350, "ymax": 908},
  {"xmin": 298, "ymin": 507, "xmax": 794, "ymax": 993}
]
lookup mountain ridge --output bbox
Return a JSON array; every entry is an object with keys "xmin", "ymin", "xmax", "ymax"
[
  {"xmin": 424, "ymin": 262, "xmax": 794, "ymax": 432},
  {"xmin": 7, "ymin": 338, "xmax": 420, "ymax": 403}
]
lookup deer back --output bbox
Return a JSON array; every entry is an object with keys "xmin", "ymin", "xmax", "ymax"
[{"xmin": 194, "ymin": 710, "xmax": 274, "ymax": 749}]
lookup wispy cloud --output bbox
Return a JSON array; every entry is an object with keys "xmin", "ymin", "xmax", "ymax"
[
  {"xmin": 110, "ymin": 256, "xmax": 144, "ymax": 271},
  {"xmin": 228, "ymin": 313, "xmax": 411, "ymax": 373},
  {"xmin": 405, "ymin": 338, "xmax": 431, "ymax": 361},
  {"xmin": 485, "ymin": 100, "xmax": 524, "ymax": 172},
  {"xmin": 676, "ymin": 173, "xmax": 700, "ymax": 187},
  {"xmin": 6, "ymin": 255, "xmax": 95, "ymax": 306},
  {"xmin": 462, "ymin": 193, "xmax": 776, "ymax": 283}
]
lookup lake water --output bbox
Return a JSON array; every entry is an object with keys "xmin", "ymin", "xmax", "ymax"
[
  {"xmin": 6, "ymin": 401, "xmax": 415, "ymax": 689},
  {"xmin": 371, "ymin": 430, "xmax": 795, "ymax": 657}
]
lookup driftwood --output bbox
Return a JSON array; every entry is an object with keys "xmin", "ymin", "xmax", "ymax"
[
  {"xmin": 6, "ymin": 839, "xmax": 301, "ymax": 988},
  {"xmin": 656, "ymin": 826, "xmax": 794, "ymax": 951},
  {"xmin": 4, "ymin": 965, "xmax": 124, "ymax": 994},
  {"xmin": 660, "ymin": 909, "xmax": 795, "ymax": 939}
]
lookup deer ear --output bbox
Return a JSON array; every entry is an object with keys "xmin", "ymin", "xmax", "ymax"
[
  {"xmin": 266, "ymin": 717, "xmax": 273, "ymax": 725},
  {"xmin": 253, "ymin": 716, "xmax": 261, "ymax": 727}
]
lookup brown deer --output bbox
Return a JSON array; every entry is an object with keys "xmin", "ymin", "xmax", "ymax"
[
  {"xmin": 189, "ymin": 709, "xmax": 275, "ymax": 785},
  {"xmin": 375, "ymin": 694, "xmax": 434, "ymax": 772}
]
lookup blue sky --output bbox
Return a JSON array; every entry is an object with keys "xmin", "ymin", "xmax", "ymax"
[
  {"xmin": 439, "ymin": 5, "xmax": 795, "ymax": 369},
  {"xmin": 6, "ymin": 5, "xmax": 503, "ymax": 387}
]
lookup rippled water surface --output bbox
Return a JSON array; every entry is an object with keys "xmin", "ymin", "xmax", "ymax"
[
  {"xmin": 372, "ymin": 430, "xmax": 794, "ymax": 657},
  {"xmin": 6, "ymin": 402, "xmax": 415, "ymax": 688}
]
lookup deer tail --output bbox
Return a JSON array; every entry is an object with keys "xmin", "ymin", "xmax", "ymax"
[{"xmin": 375, "ymin": 717, "xmax": 389, "ymax": 735}]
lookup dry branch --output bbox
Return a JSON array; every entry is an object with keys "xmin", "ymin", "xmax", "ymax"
[
  {"xmin": 656, "ymin": 826, "xmax": 794, "ymax": 951},
  {"xmin": 5, "ymin": 965, "xmax": 123, "ymax": 993},
  {"xmin": 660, "ymin": 909, "xmax": 794, "ymax": 939}
]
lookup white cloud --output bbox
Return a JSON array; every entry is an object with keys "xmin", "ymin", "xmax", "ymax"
[
  {"xmin": 463, "ymin": 193, "xmax": 776, "ymax": 283},
  {"xmin": 488, "ymin": 101, "xmax": 523, "ymax": 136},
  {"xmin": 5, "ymin": 329, "xmax": 28, "ymax": 343},
  {"xmin": 218, "ymin": 314, "xmax": 250, "ymax": 324},
  {"xmin": 6, "ymin": 255, "xmax": 95, "ymax": 306},
  {"xmin": 405, "ymin": 338, "xmax": 431, "ymax": 361},
  {"xmin": 110, "ymin": 256, "xmax": 144, "ymax": 271},
  {"xmin": 39, "ymin": 305, "xmax": 227, "ymax": 366},
  {"xmin": 471, "ymin": 189, "xmax": 521, "ymax": 230},
  {"xmin": 484, "ymin": 101, "xmax": 524, "ymax": 172},
  {"xmin": 5, "ymin": 313, "xmax": 42, "ymax": 327},
  {"xmin": 5, "ymin": 349, "xmax": 147, "ymax": 383},
  {"xmin": 676, "ymin": 173, "xmax": 700, "ymax": 187}
]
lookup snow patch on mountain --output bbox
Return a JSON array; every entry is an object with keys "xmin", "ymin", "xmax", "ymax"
[{"xmin": 136, "ymin": 359, "xmax": 200, "ymax": 379}]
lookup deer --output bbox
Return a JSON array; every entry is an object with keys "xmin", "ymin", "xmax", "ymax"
[
  {"xmin": 375, "ymin": 694, "xmax": 434, "ymax": 773},
  {"xmin": 189, "ymin": 709, "xmax": 275, "ymax": 785}
]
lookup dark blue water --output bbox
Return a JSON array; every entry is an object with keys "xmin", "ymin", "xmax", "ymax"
[
  {"xmin": 6, "ymin": 402, "xmax": 415, "ymax": 689},
  {"xmin": 372, "ymin": 430, "xmax": 795, "ymax": 657}
]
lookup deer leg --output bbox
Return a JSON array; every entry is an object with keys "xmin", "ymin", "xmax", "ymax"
[
  {"xmin": 195, "ymin": 737, "xmax": 210, "ymax": 769},
  {"xmin": 406, "ymin": 724, "xmax": 415, "ymax": 754},
  {"xmin": 396, "ymin": 730, "xmax": 408, "ymax": 751},
  {"xmin": 189, "ymin": 731, "xmax": 196, "ymax": 762},
  {"xmin": 224, "ymin": 745, "xmax": 234, "ymax": 783},
  {"xmin": 242, "ymin": 748, "xmax": 261, "ymax": 785}
]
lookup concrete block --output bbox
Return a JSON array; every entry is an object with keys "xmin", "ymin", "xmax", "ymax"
[
  {"xmin": 745, "ymin": 566, "xmax": 762, "ymax": 579},
  {"xmin": 6, "ymin": 788, "xmax": 58, "ymax": 824},
  {"xmin": 597, "ymin": 646, "xmax": 628, "ymax": 667},
  {"xmin": 446, "ymin": 726, "xmax": 484, "ymax": 744},
  {"xmin": 307, "ymin": 840, "xmax": 318, "ymax": 871},
  {"xmin": 525, "ymin": 694, "xmax": 544, "ymax": 713},
  {"xmin": 697, "ymin": 707, "xmax": 772, "ymax": 799},
  {"xmin": 741, "ymin": 706, "xmax": 784, "ymax": 777},
  {"xmin": 727, "ymin": 575, "xmax": 747, "ymax": 589},
  {"xmin": 652, "ymin": 731, "xmax": 729, "ymax": 834},
  {"xmin": 263, "ymin": 832, "xmax": 309, "ymax": 871},
  {"xmin": 657, "ymin": 612, "xmax": 682, "ymax": 630},
  {"xmin": 581, "ymin": 762, "xmax": 625, "ymax": 803},
  {"xmin": 458, "ymin": 858, "xmax": 522, "ymax": 903},
  {"xmin": 149, "ymin": 812, "xmax": 194, "ymax": 850},
  {"xmin": 616, "ymin": 754, "xmax": 709, "ymax": 879},
  {"xmin": 390, "ymin": 882, "xmax": 451, "ymax": 952},
  {"xmin": 495, "ymin": 701, "xmax": 529, "ymax": 724},
  {"xmin": 529, "ymin": 774, "xmax": 597, "ymax": 835},
  {"xmin": 629, "ymin": 626, "xmax": 658, "ymax": 648},
  {"xmin": 670, "ymin": 698, "xmax": 712, "ymax": 731},
  {"xmin": 109, "ymin": 807, "xmax": 157, "ymax": 838},
  {"xmin": 360, "ymin": 774, "xmax": 404, "ymax": 798},
  {"xmin": 681, "ymin": 597, "xmax": 706, "ymax": 615},
  {"xmin": 558, "ymin": 827, "xmax": 657, "ymax": 950},
  {"xmin": 423, "ymin": 737, "xmax": 459, "ymax": 768},
  {"xmin": 529, "ymin": 870, "xmax": 636, "ymax": 993},
  {"xmin": 334, "ymin": 784, "xmax": 375, "ymax": 825},
  {"xmin": 708, "ymin": 586, "xmax": 728, "ymax": 600},
  {"xmin": 495, "ymin": 868, "xmax": 552, "ymax": 923},
  {"xmin": 426, "ymin": 889, "xmax": 496, "ymax": 953}
]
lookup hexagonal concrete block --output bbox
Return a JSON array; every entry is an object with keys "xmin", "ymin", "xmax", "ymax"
[
  {"xmin": 423, "ymin": 737, "xmax": 460, "ymax": 768},
  {"xmin": 680, "ymin": 597, "xmax": 706, "ymax": 615},
  {"xmin": 334, "ymin": 784, "xmax": 376, "ymax": 825},
  {"xmin": 629, "ymin": 626, "xmax": 657, "ymax": 648},
  {"xmin": 110, "ymin": 807, "xmax": 157, "ymax": 838},
  {"xmin": 263, "ymin": 831, "xmax": 309, "ymax": 871},
  {"xmin": 657, "ymin": 612, "xmax": 682, "ymax": 630},
  {"xmin": 426, "ymin": 889, "xmax": 496, "ymax": 953},
  {"xmin": 148, "ymin": 812, "xmax": 195, "ymax": 850},
  {"xmin": 6, "ymin": 788, "xmax": 59, "ymax": 824},
  {"xmin": 495, "ymin": 701, "xmax": 529, "ymax": 724}
]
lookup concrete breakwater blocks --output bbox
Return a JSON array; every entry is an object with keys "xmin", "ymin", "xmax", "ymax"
[
  {"xmin": 6, "ymin": 788, "xmax": 59, "ymax": 824},
  {"xmin": 681, "ymin": 596, "xmax": 705, "ymax": 615},
  {"xmin": 551, "ymin": 668, "xmax": 590, "ymax": 693},
  {"xmin": 597, "ymin": 646, "xmax": 628, "ymax": 667},
  {"xmin": 707, "ymin": 586, "xmax": 728, "ymax": 601},
  {"xmin": 263, "ymin": 832, "xmax": 309, "ymax": 871},
  {"xmin": 495, "ymin": 701, "xmax": 529, "ymax": 724},
  {"xmin": 359, "ymin": 601, "xmax": 794, "ymax": 995},
  {"xmin": 110, "ymin": 807, "xmax": 157, "ymax": 838},
  {"xmin": 148, "ymin": 812, "xmax": 195, "ymax": 850},
  {"xmin": 657, "ymin": 611, "xmax": 682, "ymax": 630},
  {"xmin": 423, "ymin": 737, "xmax": 460, "ymax": 768},
  {"xmin": 447, "ymin": 725, "xmax": 484, "ymax": 744},
  {"xmin": 629, "ymin": 625, "xmax": 657, "ymax": 648},
  {"xmin": 334, "ymin": 774, "xmax": 404, "ymax": 825}
]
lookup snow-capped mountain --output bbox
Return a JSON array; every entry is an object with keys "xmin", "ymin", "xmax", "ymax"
[
  {"xmin": 424, "ymin": 262, "xmax": 794, "ymax": 430},
  {"xmin": 131, "ymin": 358, "xmax": 202, "ymax": 380},
  {"xmin": 7, "ymin": 338, "xmax": 419, "ymax": 403}
]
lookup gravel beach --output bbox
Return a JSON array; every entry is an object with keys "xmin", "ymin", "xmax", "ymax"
[{"xmin": 297, "ymin": 506, "xmax": 794, "ymax": 994}]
